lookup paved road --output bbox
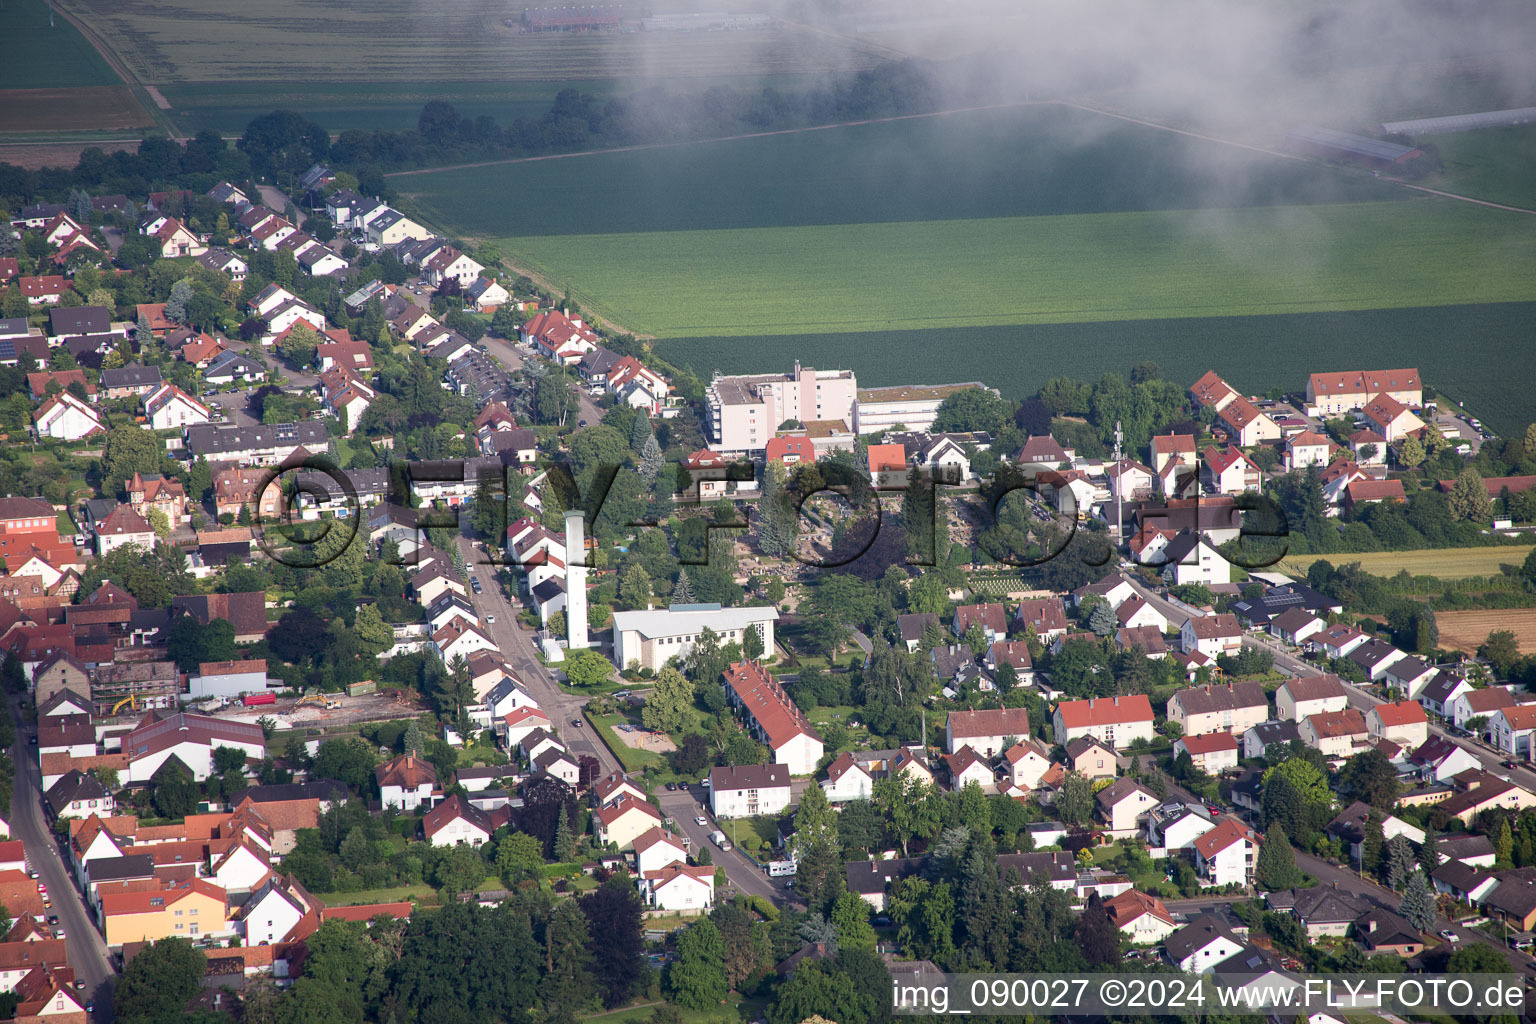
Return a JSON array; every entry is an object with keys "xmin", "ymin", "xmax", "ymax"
[
  {"xmin": 450, "ymin": 532, "xmax": 791, "ymax": 902},
  {"xmin": 7, "ymin": 696, "xmax": 116, "ymax": 1021},
  {"xmin": 479, "ymin": 334, "xmax": 603, "ymax": 426},
  {"xmin": 452, "ymin": 534, "xmax": 619, "ymax": 776}
]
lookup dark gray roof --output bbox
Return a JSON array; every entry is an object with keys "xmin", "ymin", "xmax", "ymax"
[
  {"xmin": 531, "ymin": 578, "xmax": 565, "ymax": 603},
  {"xmin": 241, "ymin": 779, "xmax": 351, "ymax": 803},
  {"xmin": 1172, "ymin": 681, "xmax": 1267, "ymax": 715},
  {"xmin": 995, "ymin": 851, "xmax": 1076, "ymax": 884},
  {"xmin": 1418, "ymin": 672, "xmax": 1465, "ymax": 706},
  {"xmin": 845, "ymin": 857, "xmax": 921, "ymax": 896},
  {"xmin": 1437, "ymin": 833, "xmax": 1496, "ymax": 860},
  {"xmin": 87, "ymin": 854, "xmax": 156, "ymax": 883},
  {"xmin": 1349, "ymin": 639, "xmax": 1403, "ymax": 670},
  {"xmin": 1244, "ymin": 720, "xmax": 1301, "ymax": 750},
  {"xmin": 578, "ymin": 347, "xmax": 623, "ymax": 376},
  {"xmin": 204, "ymin": 350, "xmax": 264, "ymax": 377},
  {"xmin": 1356, "ymin": 906, "xmax": 1422, "ymax": 948},
  {"xmin": 710, "ymin": 764, "xmax": 790, "ymax": 792},
  {"xmin": 50, "ymin": 306, "xmax": 111, "ymax": 337},
  {"xmin": 100, "ymin": 364, "xmax": 162, "ymax": 390},
  {"xmin": 898, "ymin": 612, "xmax": 939, "ymax": 644},
  {"xmin": 184, "ymin": 420, "xmax": 328, "ymax": 457},
  {"xmin": 1431, "ymin": 859, "xmax": 1495, "ymax": 894},
  {"xmin": 930, "ymin": 644, "xmax": 972, "ymax": 680},
  {"xmin": 45, "ymin": 768, "xmax": 110, "ymax": 810},
  {"xmin": 1165, "ymin": 914, "xmax": 1244, "ymax": 962}
]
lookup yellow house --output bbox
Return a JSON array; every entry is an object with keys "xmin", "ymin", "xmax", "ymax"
[
  {"xmin": 101, "ymin": 879, "xmax": 230, "ymax": 948},
  {"xmin": 594, "ymin": 796, "xmax": 664, "ymax": 851}
]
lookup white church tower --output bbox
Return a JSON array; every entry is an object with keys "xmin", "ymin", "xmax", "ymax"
[{"xmin": 564, "ymin": 509, "xmax": 589, "ymax": 650}]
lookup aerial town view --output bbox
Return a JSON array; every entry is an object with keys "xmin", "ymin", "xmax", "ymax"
[{"xmin": 2, "ymin": 0, "xmax": 1536, "ymax": 1020}]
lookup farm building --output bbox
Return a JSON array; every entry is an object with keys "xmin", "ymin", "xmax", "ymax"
[
  {"xmin": 1285, "ymin": 127, "xmax": 1424, "ymax": 170},
  {"xmin": 1380, "ymin": 107, "xmax": 1536, "ymax": 136}
]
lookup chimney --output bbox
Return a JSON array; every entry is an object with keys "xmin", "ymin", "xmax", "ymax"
[{"xmin": 564, "ymin": 510, "xmax": 589, "ymax": 651}]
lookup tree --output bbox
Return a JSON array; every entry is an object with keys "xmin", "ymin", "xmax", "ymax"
[
  {"xmin": 619, "ymin": 564, "xmax": 651, "ymax": 610},
  {"xmin": 1087, "ymin": 601, "xmax": 1117, "ymax": 636},
  {"xmin": 1386, "ymin": 835, "xmax": 1415, "ymax": 890},
  {"xmin": 353, "ymin": 602, "xmax": 394, "ymax": 655},
  {"xmin": 152, "ymin": 760, "xmax": 199, "ymax": 818},
  {"xmin": 1448, "ymin": 468, "xmax": 1494, "ymax": 522},
  {"xmin": 104, "ymin": 425, "xmax": 167, "ymax": 489},
  {"xmin": 164, "ymin": 279, "xmax": 194, "ymax": 323},
  {"xmin": 164, "ymin": 615, "xmax": 237, "ymax": 671},
  {"xmin": 675, "ymin": 733, "xmax": 710, "ymax": 774},
  {"xmin": 932, "ymin": 387, "xmax": 1011, "ymax": 433},
  {"xmin": 672, "ymin": 568, "xmax": 696, "ymax": 604},
  {"xmin": 1056, "ymin": 773, "xmax": 1093, "ymax": 825},
  {"xmin": 873, "ymin": 773, "xmax": 941, "ymax": 857},
  {"xmin": 581, "ymin": 881, "xmax": 646, "ymax": 1007},
  {"xmin": 1340, "ymin": 749, "xmax": 1400, "ymax": 810},
  {"xmin": 630, "ymin": 411, "xmax": 652, "ymax": 452},
  {"xmin": 554, "ymin": 803, "xmax": 577, "ymax": 862},
  {"xmin": 563, "ymin": 648, "xmax": 612, "ymax": 687},
  {"xmin": 496, "ymin": 830, "xmax": 544, "ymax": 885},
  {"xmin": 668, "ymin": 919, "xmax": 728, "ymax": 1009},
  {"xmin": 314, "ymin": 738, "xmax": 377, "ymax": 790},
  {"xmin": 744, "ymin": 622, "xmax": 765, "ymax": 661},
  {"xmin": 792, "ymin": 784, "xmax": 842, "ymax": 908},
  {"xmin": 115, "ymin": 937, "xmax": 205, "ymax": 1022},
  {"xmin": 1255, "ymin": 824, "xmax": 1302, "ymax": 890},
  {"xmin": 641, "ymin": 666, "xmax": 694, "ymax": 734},
  {"xmin": 1479, "ymin": 629, "xmax": 1521, "ymax": 676},
  {"xmin": 1397, "ymin": 436, "xmax": 1426, "ymax": 468},
  {"xmin": 1074, "ymin": 892, "xmax": 1119, "ymax": 965},
  {"xmin": 1399, "ymin": 870, "xmax": 1436, "ymax": 933},
  {"xmin": 1497, "ymin": 818, "xmax": 1514, "ymax": 866}
]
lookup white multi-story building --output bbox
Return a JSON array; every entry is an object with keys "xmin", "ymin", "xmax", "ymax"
[
  {"xmin": 704, "ymin": 363, "xmax": 857, "ymax": 455},
  {"xmin": 708, "ymin": 764, "xmax": 791, "ymax": 818},
  {"xmin": 612, "ymin": 603, "xmax": 778, "ymax": 673},
  {"xmin": 723, "ymin": 660, "xmax": 822, "ymax": 774},
  {"xmin": 850, "ymin": 381, "xmax": 997, "ymax": 436}
]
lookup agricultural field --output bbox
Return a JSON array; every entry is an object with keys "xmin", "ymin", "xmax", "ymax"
[
  {"xmin": 0, "ymin": 0, "xmax": 122, "ymax": 90},
  {"xmin": 1276, "ymin": 544, "xmax": 1535, "ymax": 582},
  {"xmin": 1429, "ymin": 124, "xmax": 1536, "ymax": 211},
  {"xmin": 59, "ymin": 0, "xmax": 885, "ymax": 85},
  {"xmin": 401, "ymin": 104, "xmax": 1401, "ymax": 236},
  {"xmin": 654, "ymin": 301, "xmax": 1536, "ymax": 437},
  {"xmin": 155, "ymin": 73, "xmax": 830, "ymax": 136},
  {"xmin": 0, "ymin": 86, "xmax": 151, "ymax": 133},
  {"xmin": 1438, "ymin": 609, "xmax": 1536, "ymax": 655}
]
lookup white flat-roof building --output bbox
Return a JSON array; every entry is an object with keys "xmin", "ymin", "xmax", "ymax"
[
  {"xmin": 851, "ymin": 382, "xmax": 996, "ymax": 436},
  {"xmin": 612, "ymin": 603, "xmax": 779, "ymax": 673}
]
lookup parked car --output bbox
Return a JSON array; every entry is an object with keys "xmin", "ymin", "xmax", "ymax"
[
  {"xmin": 1440, "ymin": 929, "xmax": 1459, "ymax": 942},
  {"xmin": 665, "ymin": 782, "xmax": 678, "ymax": 791},
  {"xmin": 695, "ymin": 816, "xmax": 708, "ymax": 826}
]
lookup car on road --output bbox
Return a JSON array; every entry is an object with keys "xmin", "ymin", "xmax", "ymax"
[
  {"xmin": 46, "ymin": 915, "xmax": 58, "ymax": 925},
  {"xmin": 73, "ymin": 979, "xmax": 84, "ymax": 990},
  {"xmin": 695, "ymin": 816, "xmax": 708, "ymax": 826},
  {"xmin": 1440, "ymin": 929, "xmax": 1460, "ymax": 942},
  {"xmin": 1502, "ymin": 760, "xmax": 1517, "ymax": 769},
  {"xmin": 85, "ymin": 1003, "xmax": 93, "ymax": 1014},
  {"xmin": 1206, "ymin": 805, "xmax": 1223, "ymax": 817},
  {"xmin": 486, "ymin": 614, "xmax": 495, "ymax": 624},
  {"xmin": 471, "ymin": 578, "xmax": 483, "ymax": 593},
  {"xmin": 571, "ymin": 718, "xmax": 583, "ymax": 728}
]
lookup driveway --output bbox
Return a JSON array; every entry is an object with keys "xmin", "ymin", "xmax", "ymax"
[
  {"xmin": 7, "ymin": 696, "xmax": 116, "ymax": 1020},
  {"xmin": 479, "ymin": 334, "xmax": 602, "ymax": 426}
]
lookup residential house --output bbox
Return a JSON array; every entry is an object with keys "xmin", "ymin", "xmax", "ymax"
[
  {"xmin": 1052, "ymin": 696, "xmax": 1155, "ymax": 749},
  {"xmin": 1384, "ymin": 655, "xmax": 1438, "ymax": 700},
  {"xmin": 375, "ymin": 754, "xmax": 437, "ymax": 810},
  {"xmin": 1449, "ymin": 687, "xmax": 1517, "ymax": 733},
  {"xmin": 1436, "ymin": 833, "xmax": 1497, "ymax": 869},
  {"xmin": 142, "ymin": 384, "xmax": 210, "ymax": 431},
  {"xmin": 944, "ymin": 707, "xmax": 1032, "ymax": 757},
  {"xmin": 1193, "ymin": 819, "xmax": 1261, "ymax": 888},
  {"xmin": 94, "ymin": 505, "xmax": 155, "ymax": 556},
  {"xmin": 1174, "ymin": 732, "xmax": 1240, "ymax": 774},
  {"xmin": 1015, "ymin": 598, "xmax": 1069, "ymax": 640},
  {"xmin": 1431, "ymin": 860, "xmax": 1500, "ymax": 907},
  {"xmin": 33, "ymin": 391, "xmax": 103, "ymax": 441},
  {"xmin": 1267, "ymin": 886, "xmax": 1369, "ymax": 940},
  {"xmin": 632, "ymin": 827, "xmax": 690, "ymax": 876},
  {"xmin": 424, "ymin": 795, "xmax": 495, "ymax": 847},
  {"xmin": 1304, "ymin": 368, "xmax": 1422, "ymax": 417},
  {"xmin": 202, "ymin": 350, "xmax": 264, "ymax": 385},
  {"xmin": 1416, "ymin": 672, "xmax": 1473, "ymax": 719},
  {"xmin": 640, "ymin": 863, "xmax": 715, "ymax": 913},
  {"xmin": 953, "ymin": 603, "xmax": 1008, "ymax": 645},
  {"xmin": 709, "ymin": 764, "xmax": 792, "ymax": 819},
  {"xmin": 1268, "ymin": 607, "xmax": 1326, "ymax": 647},
  {"xmin": 1367, "ymin": 700, "xmax": 1429, "ymax": 748},
  {"xmin": 1165, "ymin": 914, "xmax": 1246, "ymax": 973},
  {"xmin": 1179, "ymin": 614, "xmax": 1244, "ymax": 658},
  {"xmin": 1064, "ymin": 737, "xmax": 1116, "ymax": 780},
  {"xmin": 944, "ymin": 747, "xmax": 998, "ymax": 794},
  {"xmin": 1355, "ymin": 907, "xmax": 1423, "ymax": 956},
  {"xmin": 44, "ymin": 770, "xmax": 113, "ymax": 820},
  {"xmin": 1405, "ymin": 735, "xmax": 1482, "ymax": 784},
  {"xmin": 1160, "ymin": 532, "xmax": 1234, "ymax": 586},
  {"xmin": 170, "ymin": 591, "xmax": 270, "ymax": 643},
  {"xmin": 1147, "ymin": 802, "xmax": 1216, "ymax": 855},
  {"xmin": 1491, "ymin": 705, "xmax": 1536, "ymax": 759},
  {"xmin": 1150, "ymin": 433, "xmax": 1196, "ymax": 473},
  {"xmin": 520, "ymin": 310, "xmax": 600, "ymax": 364},
  {"xmin": 1167, "ymin": 682, "xmax": 1268, "ymax": 737},
  {"xmin": 1284, "ymin": 431, "xmax": 1333, "ymax": 470},
  {"xmin": 1115, "ymin": 596, "xmax": 1167, "ymax": 633},
  {"xmin": 1324, "ymin": 801, "xmax": 1425, "ymax": 864},
  {"xmin": 1216, "ymin": 395, "xmax": 1281, "ymax": 447},
  {"xmin": 1345, "ymin": 478, "xmax": 1406, "ymax": 511},
  {"xmin": 197, "ymin": 248, "xmax": 248, "ymax": 281},
  {"xmin": 101, "ymin": 878, "xmax": 230, "ymax": 947},
  {"xmin": 1096, "ymin": 779, "xmax": 1158, "ymax": 838},
  {"xmin": 1201, "ymin": 446, "xmax": 1261, "ymax": 494},
  {"xmin": 724, "ymin": 660, "xmax": 823, "ymax": 775},
  {"xmin": 822, "ymin": 754, "xmax": 875, "ymax": 803},
  {"xmin": 1348, "ymin": 639, "xmax": 1407, "ymax": 682},
  {"xmin": 1361, "ymin": 393, "xmax": 1424, "ymax": 443},
  {"xmin": 1104, "ymin": 889, "xmax": 1177, "ymax": 944},
  {"xmin": 594, "ymin": 796, "xmax": 664, "ymax": 850},
  {"xmin": 123, "ymin": 710, "xmax": 265, "ymax": 783},
  {"xmin": 1274, "ymin": 675, "xmax": 1348, "ymax": 722},
  {"xmin": 1434, "ymin": 771, "xmax": 1536, "ymax": 825},
  {"xmin": 1004, "ymin": 738, "xmax": 1056, "ymax": 788},
  {"xmin": 1299, "ymin": 709, "xmax": 1369, "ymax": 758},
  {"xmin": 984, "ymin": 640, "xmax": 1034, "ymax": 680}
]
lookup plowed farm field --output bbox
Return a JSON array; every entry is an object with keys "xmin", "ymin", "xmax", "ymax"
[{"xmin": 1438, "ymin": 609, "xmax": 1536, "ymax": 655}]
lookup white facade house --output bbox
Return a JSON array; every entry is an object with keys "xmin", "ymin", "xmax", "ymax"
[
  {"xmin": 1166, "ymin": 916, "xmax": 1246, "ymax": 973},
  {"xmin": 708, "ymin": 764, "xmax": 791, "ymax": 819},
  {"xmin": 821, "ymin": 754, "xmax": 875, "ymax": 803},
  {"xmin": 723, "ymin": 660, "xmax": 823, "ymax": 775},
  {"xmin": 424, "ymin": 796, "xmax": 493, "ymax": 847},
  {"xmin": 945, "ymin": 707, "xmax": 1035, "ymax": 757},
  {"xmin": 1192, "ymin": 820, "xmax": 1261, "ymax": 889},
  {"xmin": 375, "ymin": 754, "xmax": 437, "ymax": 810},
  {"xmin": 33, "ymin": 391, "xmax": 104, "ymax": 440},
  {"xmin": 612, "ymin": 604, "xmax": 779, "ymax": 673},
  {"xmin": 640, "ymin": 864, "xmax": 715, "ymax": 913},
  {"xmin": 1274, "ymin": 675, "xmax": 1349, "ymax": 723},
  {"xmin": 1491, "ymin": 706, "xmax": 1536, "ymax": 758},
  {"xmin": 144, "ymin": 384, "xmax": 212, "ymax": 430},
  {"xmin": 633, "ymin": 827, "xmax": 690, "ymax": 877},
  {"xmin": 1180, "ymin": 614, "xmax": 1244, "ymax": 658}
]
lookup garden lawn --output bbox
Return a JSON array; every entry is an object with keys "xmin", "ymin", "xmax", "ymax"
[
  {"xmin": 318, "ymin": 883, "xmax": 436, "ymax": 907},
  {"xmin": 585, "ymin": 711, "xmax": 665, "ymax": 773}
]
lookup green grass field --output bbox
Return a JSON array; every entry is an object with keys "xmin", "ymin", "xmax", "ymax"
[
  {"xmin": 495, "ymin": 200, "xmax": 1536, "ymax": 334},
  {"xmin": 1430, "ymin": 124, "xmax": 1536, "ymax": 210},
  {"xmin": 401, "ymin": 105, "xmax": 1400, "ymax": 236},
  {"xmin": 1277, "ymin": 545, "xmax": 1535, "ymax": 581},
  {"xmin": 653, "ymin": 301, "xmax": 1536, "ymax": 437},
  {"xmin": 0, "ymin": 0, "xmax": 123, "ymax": 89}
]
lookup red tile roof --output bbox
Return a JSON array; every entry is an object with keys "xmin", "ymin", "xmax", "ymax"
[
  {"xmin": 1054, "ymin": 695, "xmax": 1154, "ymax": 728},
  {"xmin": 1193, "ymin": 818, "xmax": 1259, "ymax": 858},
  {"xmin": 1370, "ymin": 700, "xmax": 1427, "ymax": 727},
  {"xmin": 947, "ymin": 707, "xmax": 1031, "ymax": 739}
]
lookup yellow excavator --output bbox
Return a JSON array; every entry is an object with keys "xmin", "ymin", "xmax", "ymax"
[
  {"xmin": 111, "ymin": 694, "xmax": 141, "ymax": 715},
  {"xmin": 295, "ymin": 694, "xmax": 327, "ymax": 708}
]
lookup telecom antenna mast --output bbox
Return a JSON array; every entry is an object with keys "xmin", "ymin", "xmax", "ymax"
[{"xmin": 1112, "ymin": 420, "xmax": 1124, "ymax": 549}]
